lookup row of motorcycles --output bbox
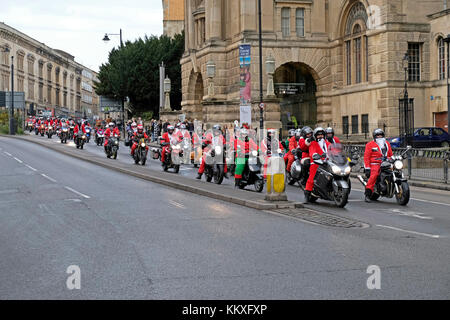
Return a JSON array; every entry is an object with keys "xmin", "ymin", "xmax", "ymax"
[{"xmin": 283, "ymin": 142, "xmax": 411, "ymax": 208}]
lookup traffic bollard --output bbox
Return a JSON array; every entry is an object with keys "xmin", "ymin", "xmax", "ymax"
[{"xmin": 265, "ymin": 156, "xmax": 288, "ymax": 201}]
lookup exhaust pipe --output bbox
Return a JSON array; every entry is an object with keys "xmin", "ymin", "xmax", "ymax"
[{"xmin": 357, "ymin": 175, "xmax": 367, "ymax": 186}]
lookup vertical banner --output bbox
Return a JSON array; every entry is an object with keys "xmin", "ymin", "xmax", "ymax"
[{"xmin": 239, "ymin": 44, "xmax": 251, "ymax": 126}]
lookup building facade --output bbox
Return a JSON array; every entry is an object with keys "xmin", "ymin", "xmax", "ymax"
[
  {"xmin": 180, "ymin": 0, "xmax": 450, "ymax": 139},
  {"xmin": 0, "ymin": 22, "xmax": 100, "ymax": 119},
  {"xmin": 163, "ymin": 0, "xmax": 185, "ymax": 38}
]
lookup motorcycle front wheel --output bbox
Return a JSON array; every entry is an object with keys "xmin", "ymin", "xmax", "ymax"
[
  {"xmin": 174, "ymin": 165, "xmax": 180, "ymax": 173},
  {"xmin": 395, "ymin": 181, "xmax": 410, "ymax": 206},
  {"xmin": 334, "ymin": 188, "xmax": 350, "ymax": 208},
  {"xmin": 213, "ymin": 166, "xmax": 224, "ymax": 185}
]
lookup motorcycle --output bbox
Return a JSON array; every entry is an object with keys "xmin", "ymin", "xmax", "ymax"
[
  {"xmin": 34, "ymin": 123, "xmax": 39, "ymax": 135},
  {"xmin": 60, "ymin": 126, "xmax": 68, "ymax": 144},
  {"xmin": 75, "ymin": 132, "xmax": 86, "ymax": 149},
  {"xmin": 85, "ymin": 126, "xmax": 92, "ymax": 143},
  {"xmin": 46, "ymin": 125, "xmax": 54, "ymax": 139},
  {"xmin": 357, "ymin": 146, "xmax": 411, "ymax": 206},
  {"xmin": 307, "ymin": 144, "xmax": 355, "ymax": 208},
  {"xmin": 286, "ymin": 149, "xmax": 304, "ymax": 187},
  {"xmin": 105, "ymin": 133, "xmax": 120, "ymax": 159},
  {"xmin": 236, "ymin": 150, "xmax": 264, "ymax": 192},
  {"xmin": 133, "ymin": 137, "xmax": 148, "ymax": 165},
  {"xmin": 203, "ymin": 143, "xmax": 226, "ymax": 184},
  {"xmin": 39, "ymin": 124, "xmax": 45, "ymax": 136},
  {"xmin": 160, "ymin": 138, "xmax": 182, "ymax": 173},
  {"xmin": 96, "ymin": 129, "xmax": 105, "ymax": 146},
  {"xmin": 68, "ymin": 125, "xmax": 75, "ymax": 140}
]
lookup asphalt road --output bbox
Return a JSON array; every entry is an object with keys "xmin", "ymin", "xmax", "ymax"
[{"xmin": 1, "ymin": 134, "xmax": 449, "ymax": 299}]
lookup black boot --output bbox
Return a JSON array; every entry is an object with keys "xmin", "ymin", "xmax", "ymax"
[
  {"xmin": 196, "ymin": 173, "xmax": 202, "ymax": 180},
  {"xmin": 234, "ymin": 178, "xmax": 241, "ymax": 188},
  {"xmin": 365, "ymin": 189, "xmax": 372, "ymax": 203},
  {"xmin": 304, "ymin": 190, "xmax": 312, "ymax": 203}
]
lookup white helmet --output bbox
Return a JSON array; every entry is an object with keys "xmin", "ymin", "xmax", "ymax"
[{"xmin": 109, "ymin": 122, "xmax": 115, "ymax": 127}]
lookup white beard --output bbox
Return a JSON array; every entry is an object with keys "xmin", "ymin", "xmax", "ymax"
[
  {"xmin": 318, "ymin": 138, "xmax": 327, "ymax": 153},
  {"xmin": 376, "ymin": 138, "xmax": 386, "ymax": 153}
]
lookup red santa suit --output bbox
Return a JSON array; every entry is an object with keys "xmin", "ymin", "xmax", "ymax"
[
  {"xmin": 364, "ymin": 139, "xmax": 393, "ymax": 192},
  {"xmin": 104, "ymin": 127, "xmax": 120, "ymax": 147},
  {"xmin": 305, "ymin": 139, "xmax": 330, "ymax": 192}
]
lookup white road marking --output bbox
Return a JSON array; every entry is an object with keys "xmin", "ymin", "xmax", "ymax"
[
  {"xmin": 4, "ymin": 152, "xmax": 12, "ymax": 156},
  {"xmin": 376, "ymin": 224, "xmax": 440, "ymax": 239},
  {"xmin": 41, "ymin": 174, "xmax": 57, "ymax": 183},
  {"xmin": 13, "ymin": 157, "xmax": 23, "ymax": 163},
  {"xmin": 388, "ymin": 208, "xmax": 433, "ymax": 220},
  {"xmin": 25, "ymin": 165, "xmax": 38, "ymax": 172},
  {"xmin": 64, "ymin": 186, "xmax": 91, "ymax": 199},
  {"xmin": 169, "ymin": 200, "xmax": 185, "ymax": 209}
]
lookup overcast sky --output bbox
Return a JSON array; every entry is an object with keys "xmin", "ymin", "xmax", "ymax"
[{"xmin": 0, "ymin": 0, "xmax": 163, "ymax": 73}]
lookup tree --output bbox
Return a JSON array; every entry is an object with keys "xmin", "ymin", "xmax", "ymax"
[{"xmin": 94, "ymin": 32, "xmax": 184, "ymax": 118}]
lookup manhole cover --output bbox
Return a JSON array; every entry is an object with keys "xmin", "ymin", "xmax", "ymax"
[{"xmin": 272, "ymin": 208, "xmax": 369, "ymax": 229}]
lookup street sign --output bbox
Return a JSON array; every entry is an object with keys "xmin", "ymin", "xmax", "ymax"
[
  {"xmin": 0, "ymin": 91, "xmax": 25, "ymax": 109},
  {"xmin": 100, "ymin": 96, "xmax": 122, "ymax": 113}
]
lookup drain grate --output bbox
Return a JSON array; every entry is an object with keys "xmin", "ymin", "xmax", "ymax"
[{"xmin": 272, "ymin": 208, "xmax": 369, "ymax": 229}]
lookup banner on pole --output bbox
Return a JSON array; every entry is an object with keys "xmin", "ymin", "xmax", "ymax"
[{"xmin": 239, "ymin": 44, "xmax": 251, "ymax": 108}]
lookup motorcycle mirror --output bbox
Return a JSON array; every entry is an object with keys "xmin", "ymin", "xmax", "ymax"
[
  {"xmin": 407, "ymin": 145, "xmax": 412, "ymax": 150},
  {"xmin": 312, "ymin": 154, "xmax": 321, "ymax": 161}
]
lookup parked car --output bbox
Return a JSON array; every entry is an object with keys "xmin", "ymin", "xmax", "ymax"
[{"xmin": 388, "ymin": 127, "xmax": 450, "ymax": 148}]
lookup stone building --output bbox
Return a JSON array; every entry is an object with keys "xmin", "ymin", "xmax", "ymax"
[
  {"xmin": 180, "ymin": 0, "xmax": 450, "ymax": 140},
  {"xmin": 163, "ymin": 0, "xmax": 185, "ymax": 38},
  {"xmin": 0, "ymin": 22, "xmax": 100, "ymax": 119}
]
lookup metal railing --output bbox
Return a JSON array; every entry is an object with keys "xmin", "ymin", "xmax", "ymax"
[{"xmin": 343, "ymin": 145, "xmax": 450, "ymax": 184}]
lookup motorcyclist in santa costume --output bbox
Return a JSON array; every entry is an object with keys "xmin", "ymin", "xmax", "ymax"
[
  {"xmin": 304, "ymin": 127, "xmax": 329, "ymax": 203},
  {"xmin": 196, "ymin": 124, "xmax": 227, "ymax": 179},
  {"xmin": 104, "ymin": 122, "xmax": 120, "ymax": 152},
  {"xmin": 298, "ymin": 126, "xmax": 313, "ymax": 187},
  {"xmin": 130, "ymin": 124, "xmax": 149, "ymax": 157},
  {"xmin": 363, "ymin": 128, "xmax": 393, "ymax": 203}
]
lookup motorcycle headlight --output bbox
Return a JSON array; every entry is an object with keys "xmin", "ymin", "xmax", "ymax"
[
  {"xmin": 394, "ymin": 160, "xmax": 403, "ymax": 170},
  {"xmin": 344, "ymin": 166, "xmax": 351, "ymax": 175},
  {"xmin": 251, "ymin": 150, "xmax": 258, "ymax": 157},
  {"xmin": 82, "ymin": 135, "xmax": 86, "ymax": 139},
  {"xmin": 115, "ymin": 141, "xmax": 119, "ymax": 145},
  {"xmin": 141, "ymin": 143, "xmax": 146, "ymax": 148},
  {"xmin": 331, "ymin": 164, "xmax": 342, "ymax": 175},
  {"xmin": 214, "ymin": 146, "xmax": 222, "ymax": 155},
  {"xmin": 173, "ymin": 145, "xmax": 181, "ymax": 150},
  {"xmin": 277, "ymin": 149, "xmax": 282, "ymax": 154}
]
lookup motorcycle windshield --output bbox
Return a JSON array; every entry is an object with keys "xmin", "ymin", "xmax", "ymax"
[{"xmin": 327, "ymin": 143, "xmax": 347, "ymax": 166}]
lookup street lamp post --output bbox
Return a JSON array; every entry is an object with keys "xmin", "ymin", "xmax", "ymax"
[
  {"xmin": 103, "ymin": 29, "xmax": 125, "ymax": 137},
  {"xmin": 258, "ymin": 0, "xmax": 264, "ymax": 143},
  {"xmin": 2, "ymin": 47, "xmax": 14, "ymax": 135},
  {"xmin": 444, "ymin": 35, "xmax": 450, "ymax": 133},
  {"xmin": 402, "ymin": 52, "xmax": 409, "ymax": 147}
]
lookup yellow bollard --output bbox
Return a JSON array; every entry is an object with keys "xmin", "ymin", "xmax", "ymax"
[{"xmin": 265, "ymin": 156, "xmax": 288, "ymax": 201}]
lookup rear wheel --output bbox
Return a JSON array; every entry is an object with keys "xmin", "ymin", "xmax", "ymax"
[{"xmin": 396, "ymin": 182, "xmax": 410, "ymax": 206}]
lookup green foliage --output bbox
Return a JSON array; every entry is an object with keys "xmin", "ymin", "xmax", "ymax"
[
  {"xmin": 95, "ymin": 32, "xmax": 185, "ymax": 118},
  {"xmin": 0, "ymin": 110, "xmax": 24, "ymax": 134}
]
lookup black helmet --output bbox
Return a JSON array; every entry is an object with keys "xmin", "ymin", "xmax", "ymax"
[
  {"xmin": 301, "ymin": 126, "xmax": 313, "ymax": 138},
  {"xmin": 212, "ymin": 124, "xmax": 222, "ymax": 135},
  {"xmin": 373, "ymin": 128, "xmax": 385, "ymax": 140},
  {"xmin": 313, "ymin": 127, "xmax": 325, "ymax": 139}
]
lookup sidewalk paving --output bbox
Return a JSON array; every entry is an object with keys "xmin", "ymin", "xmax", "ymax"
[{"xmin": 2, "ymin": 134, "xmax": 303, "ymax": 210}]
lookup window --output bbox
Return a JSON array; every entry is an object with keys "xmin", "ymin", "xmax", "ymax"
[
  {"xmin": 63, "ymin": 92, "xmax": 67, "ymax": 107},
  {"xmin": 56, "ymin": 89, "xmax": 60, "ymax": 106},
  {"xmin": 47, "ymin": 67, "xmax": 52, "ymax": 82},
  {"xmin": 418, "ymin": 128, "xmax": 430, "ymax": 136},
  {"xmin": 432, "ymin": 128, "xmax": 444, "ymax": 136},
  {"xmin": 281, "ymin": 8, "xmax": 290, "ymax": 37},
  {"xmin": 361, "ymin": 114, "xmax": 369, "ymax": 134},
  {"xmin": 352, "ymin": 115, "xmax": 359, "ymax": 134},
  {"xmin": 296, "ymin": 9, "xmax": 304, "ymax": 37},
  {"xmin": 438, "ymin": 38, "xmax": 445, "ymax": 80},
  {"xmin": 17, "ymin": 53, "xmax": 24, "ymax": 71},
  {"xmin": 343, "ymin": 116, "xmax": 349, "ymax": 135},
  {"xmin": 38, "ymin": 62, "xmax": 43, "ymax": 78},
  {"xmin": 408, "ymin": 43, "xmax": 421, "ymax": 82},
  {"xmin": 28, "ymin": 80, "xmax": 35, "ymax": 100},
  {"xmin": 28, "ymin": 60, "xmax": 34, "ymax": 76},
  {"xmin": 39, "ymin": 84, "xmax": 43, "ymax": 102},
  {"xmin": 354, "ymin": 36, "xmax": 362, "ymax": 83},
  {"xmin": 365, "ymin": 36, "xmax": 369, "ymax": 82},
  {"xmin": 18, "ymin": 77, "xmax": 24, "ymax": 92},
  {"xmin": 2, "ymin": 47, "xmax": 10, "ymax": 65},
  {"xmin": 346, "ymin": 41, "xmax": 351, "ymax": 85}
]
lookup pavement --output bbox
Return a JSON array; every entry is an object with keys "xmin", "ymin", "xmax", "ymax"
[{"xmin": 1, "ymin": 133, "xmax": 450, "ymax": 299}]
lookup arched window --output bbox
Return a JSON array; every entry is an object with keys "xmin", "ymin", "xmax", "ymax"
[
  {"xmin": 438, "ymin": 37, "xmax": 445, "ymax": 80},
  {"xmin": 344, "ymin": 2, "xmax": 369, "ymax": 85}
]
